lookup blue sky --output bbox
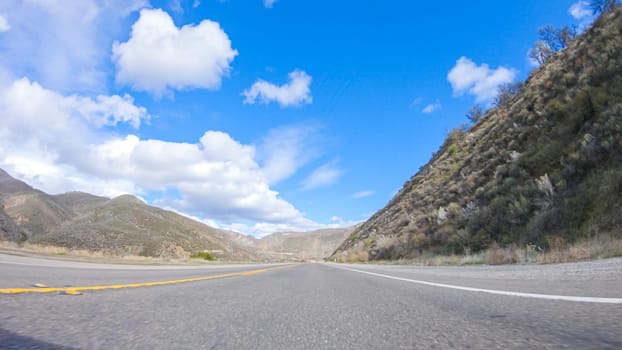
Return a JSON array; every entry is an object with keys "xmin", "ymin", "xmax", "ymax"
[{"xmin": 0, "ymin": 0, "xmax": 596, "ymax": 236}]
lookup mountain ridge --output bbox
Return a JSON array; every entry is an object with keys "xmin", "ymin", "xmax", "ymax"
[{"xmin": 0, "ymin": 169, "xmax": 352, "ymax": 260}]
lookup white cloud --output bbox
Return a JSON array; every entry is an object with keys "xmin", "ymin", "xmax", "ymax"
[
  {"xmin": 0, "ymin": 78, "xmax": 149, "ymax": 196},
  {"xmin": 220, "ymin": 214, "xmax": 361, "ymax": 237},
  {"xmin": 0, "ymin": 14, "xmax": 10, "ymax": 32},
  {"xmin": 301, "ymin": 161, "xmax": 343, "ymax": 191},
  {"xmin": 352, "ymin": 190, "xmax": 374, "ymax": 199},
  {"xmin": 569, "ymin": 1, "xmax": 592, "ymax": 19},
  {"xmin": 243, "ymin": 70, "xmax": 312, "ymax": 107},
  {"xmin": 263, "ymin": 0, "xmax": 278, "ymax": 8},
  {"xmin": 71, "ymin": 94, "xmax": 149, "ymax": 129},
  {"xmin": 0, "ymin": 77, "xmax": 328, "ymax": 237},
  {"xmin": 84, "ymin": 130, "xmax": 304, "ymax": 224},
  {"xmin": 447, "ymin": 57, "xmax": 517, "ymax": 102},
  {"xmin": 569, "ymin": 1, "xmax": 597, "ymax": 32},
  {"xmin": 0, "ymin": 0, "xmax": 147, "ymax": 93},
  {"xmin": 112, "ymin": 8, "xmax": 238, "ymax": 95},
  {"xmin": 422, "ymin": 102, "xmax": 441, "ymax": 114},
  {"xmin": 257, "ymin": 123, "xmax": 322, "ymax": 184},
  {"xmin": 1, "ymin": 78, "xmax": 149, "ymax": 132}
]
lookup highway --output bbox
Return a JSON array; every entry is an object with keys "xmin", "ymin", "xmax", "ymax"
[{"xmin": 1, "ymin": 253, "xmax": 621, "ymax": 349}]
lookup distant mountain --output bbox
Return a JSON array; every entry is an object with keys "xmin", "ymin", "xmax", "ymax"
[
  {"xmin": 332, "ymin": 9, "xmax": 622, "ymax": 261},
  {"xmin": 257, "ymin": 227, "xmax": 355, "ymax": 260},
  {"xmin": 0, "ymin": 169, "xmax": 352, "ymax": 260},
  {"xmin": 0, "ymin": 169, "xmax": 258, "ymax": 260}
]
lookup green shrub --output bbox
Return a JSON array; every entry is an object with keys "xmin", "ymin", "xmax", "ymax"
[
  {"xmin": 447, "ymin": 143, "xmax": 458, "ymax": 156},
  {"xmin": 190, "ymin": 251, "xmax": 215, "ymax": 261}
]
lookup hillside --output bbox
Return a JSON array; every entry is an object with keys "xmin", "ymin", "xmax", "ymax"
[
  {"xmin": 0, "ymin": 170, "xmax": 258, "ymax": 260},
  {"xmin": 256, "ymin": 227, "xmax": 354, "ymax": 260},
  {"xmin": 0, "ymin": 169, "xmax": 353, "ymax": 261},
  {"xmin": 0, "ymin": 169, "xmax": 33, "ymax": 194},
  {"xmin": 0, "ymin": 207, "xmax": 21, "ymax": 241},
  {"xmin": 332, "ymin": 9, "xmax": 622, "ymax": 262}
]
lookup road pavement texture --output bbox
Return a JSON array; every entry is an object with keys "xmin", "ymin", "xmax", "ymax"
[{"xmin": 1, "ymin": 253, "xmax": 621, "ymax": 349}]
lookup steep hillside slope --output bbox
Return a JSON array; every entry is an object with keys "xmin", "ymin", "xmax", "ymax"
[
  {"xmin": 257, "ymin": 227, "xmax": 354, "ymax": 260},
  {"xmin": 0, "ymin": 169, "xmax": 33, "ymax": 194},
  {"xmin": 332, "ymin": 10, "xmax": 622, "ymax": 261}
]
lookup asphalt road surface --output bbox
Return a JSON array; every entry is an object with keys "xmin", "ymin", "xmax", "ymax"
[{"xmin": 1, "ymin": 253, "xmax": 621, "ymax": 349}]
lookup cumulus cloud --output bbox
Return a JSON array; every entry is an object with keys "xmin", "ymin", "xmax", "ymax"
[
  {"xmin": 422, "ymin": 102, "xmax": 441, "ymax": 114},
  {"xmin": 243, "ymin": 70, "xmax": 312, "ymax": 107},
  {"xmin": 112, "ymin": 8, "xmax": 238, "ymax": 95},
  {"xmin": 0, "ymin": 78, "xmax": 327, "ymax": 236},
  {"xmin": 569, "ymin": 1, "xmax": 592, "ymax": 19},
  {"xmin": 0, "ymin": 0, "xmax": 146, "ymax": 93},
  {"xmin": 263, "ymin": 0, "xmax": 278, "ymax": 8},
  {"xmin": 0, "ymin": 14, "xmax": 10, "ymax": 32},
  {"xmin": 0, "ymin": 78, "xmax": 149, "ymax": 196},
  {"xmin": 301, "ymin": 161, "xmax": 343, "ymax": 191},
  {"xmin": 352, "ymin": 190, "xmax": 375, "ymax": 199},
  {"xmin": 447, "ymin": 57, "xmax": 517, "ymax": 102},
  {"xmin": 2, "ymin": 78, "xmax": 149, "ymax": 133}
]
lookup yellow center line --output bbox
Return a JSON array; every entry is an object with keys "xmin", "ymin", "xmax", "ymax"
[{"xmin": 0, "ymin": 264, "xmax": 298, "ymax": 295}]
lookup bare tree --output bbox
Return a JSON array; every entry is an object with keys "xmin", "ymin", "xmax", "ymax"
[
  {"xmin": 493, "ymin": 82, "xmax": 522, "ymax": 107},
  {"xmin": 529, "ymin": 25, "xmax": 576, "ymax": 65},
  {"xmin": 529, "ymin": 41, "xmax": 554, "ymax": 65},
  {"xmin": 591, "ymin": 0, "xmax": 619, "ymax": 14},
  {"xmin": 466, "ymin": 104, "xmax": 485, "ymax": 123},
  {"xmin": 556, "ymin": 26, "xmax": 577, "ymax": 49},
  {"xmin": 537, "ymin": 25, "xmax": 576, "ymax": 52}
]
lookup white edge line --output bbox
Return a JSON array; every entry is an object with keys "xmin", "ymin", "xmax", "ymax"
[{"xmin": 327, "ymin": 264, "xmax": 622, "ymax": 304}]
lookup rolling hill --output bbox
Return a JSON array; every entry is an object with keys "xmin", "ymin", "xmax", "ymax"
[
  {"xmin": 0, "ymin": 169, "xmax": 352, "ymax": 260},
  {"xmin": 0, "ymin": 170, "xmax": 258, "ymax": 260}
]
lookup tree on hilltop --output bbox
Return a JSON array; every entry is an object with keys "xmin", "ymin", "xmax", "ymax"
[
  {"xmin": 591, "ymin": 0, "xmax": 619, "ymax": 15},
  {"xmin": 529, "ymin": 25, "xmax": 577, "ymax": 65},
  {"xmin": 466, "ymin": 104, "xmax": 484, "ymax": 124}
]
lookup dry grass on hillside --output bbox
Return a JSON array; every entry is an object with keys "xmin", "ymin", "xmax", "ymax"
[{"xmin": 333, "ymin": 234, "xmax": 622, "ymax": 266}]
